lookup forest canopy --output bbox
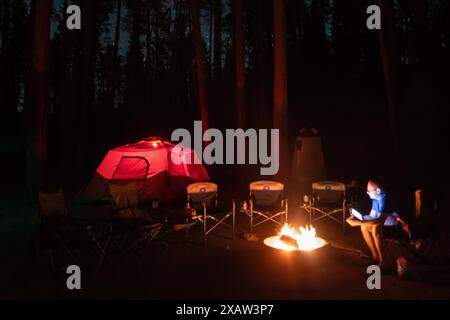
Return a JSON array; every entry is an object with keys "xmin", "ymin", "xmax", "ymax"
[{"xmin": 1, "ymin": 0, "xmax": 449, "ymax": 191}]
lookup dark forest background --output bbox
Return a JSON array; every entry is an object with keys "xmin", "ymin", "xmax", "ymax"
[{"xmin": 1, "ymin": 0, "xmax": 449, "ymax": 197}]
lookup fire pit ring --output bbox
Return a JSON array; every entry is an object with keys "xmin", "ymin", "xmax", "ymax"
[
  {"xmin": 263, "ymin": 224, "xmax": 328, "ymax": 252},
  {"xmin": 264, "ymin": 235, "xmax": 328, "ymax": 252}
]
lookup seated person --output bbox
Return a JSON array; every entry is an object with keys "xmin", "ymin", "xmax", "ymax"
[
  {"xmin": 349, "ymin": 183, "xmax": 450, "ymax": 282},
  {"xmin": 346, "ymin": 180, "xmax": 401, "ymax": 269}
]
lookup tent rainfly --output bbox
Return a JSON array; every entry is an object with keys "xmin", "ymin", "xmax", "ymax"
[{"xmin": 82, "ymin": 137, "xmax": 209, "ymax": 203}]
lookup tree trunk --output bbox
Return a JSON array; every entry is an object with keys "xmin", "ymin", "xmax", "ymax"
[
  {"xmin": 30, "ymin": 0, "xmax": 53, "ymax": 189},
  {"xmin": 113, "ymin": 0, "xmax": 122, "ymax": 72},
  {"xmin": 77, "ymin": 0, "xmax": 97, "ymax": 181},
  {"xmin": 234, "ymin": 0, "xmax": 246, "ymax": 129},
  {"xmin": 145, "ymin": 1, "xmax": 153, "ymax": 107},
  {"xmin": 412, "ymin": 0, "xmax": 430, "ymax": 69},
  {"xmin": 170, "ymin": 0, "xmax": 182, "ymax": 105},
  {"xmin": 1, "ymin": 0, "xmax": 9, "ymax": 59},
  {"xmin": 377, "ymin": 0, "xmax": 401, "ymax": 169},
  {"xmin": 209, "ymin": 0, "xmax": 213, "ymax": 77},
  {"xmin": 154, "ymin": 1, "xmax": 160, "ymax": 76},
  {"xmin": 0, "ymin": 0, "xmax": 10, "ymax": 105},
  {"xmin": 213, "ymin": 0, "xmax": 222, "ymax": 78},
  {"xmin": 145, "ymin": 3, "xmax": 151, "ymax": 71},
  {"xmin": 254, "ymin": 0, "xmax": 266, "ymax": 128},
  {"xmin": 58, "ymin": 0, "xmax": 71, "ymax": 184},
  {"xmin": 111, "ymin": 0, "xmax": 122, "ymax": 108},
  {"xmin": 190, "ymin": 0, "xmax": 209, "ymax": 132},
  {"xmin": 126, "ymin": 0, "xmax": 144, "ymax": 112},
  {"xmin": 273, "ymin": 0, "xmax": 289, "ymax": 179}
]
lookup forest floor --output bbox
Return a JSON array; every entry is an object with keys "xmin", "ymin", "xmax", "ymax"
[{"xmin": 1, "ymin": 195, "xmax": 450, "ymax": 300}]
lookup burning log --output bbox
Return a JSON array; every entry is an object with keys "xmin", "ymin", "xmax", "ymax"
[{"xmin": 279, "ymin": 234, "xmax": 299, "ymax": 250}]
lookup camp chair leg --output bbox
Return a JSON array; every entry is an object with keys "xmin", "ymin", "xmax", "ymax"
[
  {"xmin": 200, "ymin": 207, "xmax": 235, "ymax": 243},
  {"xmin": 342, "ymin": 200, "xmax": 347, "ymax": 234},
  {"xmin": 306, "ymin": 202, "xmax": 347, "ymax": 232},
  {"xmin": 203, "ymin": 213, "xmax": 233, "ymax": 236},
  {"xmin": 249, "ymin": 199, "xmax": 254, "ymax": 233},
  {"xmin": 285, "ymin": 199, "xmax": 289, "ymax": 224},
  {"xmin": 184, "ymin": 218, "xmax": 192, "ymax": 242},
  {"xmin": 203, "ymin": 202, "xmax": 207, "ymax": 246},
  {"xmin": 144, "ymin": 229, "xmax": 158, "ymax": 247},
  {"xmin": 279, "ymin": 200, "xmax": 284, "ymax": 225},
  {"xmin": 178, "ymin": 219, "xmax": 198, "ymax": 244},
  {"xmin": 91, "ymin": 234, "xmax": 113, "ymax": 265},
  {"xmin": 116, "ymin": 223, "xmax": 163, "ymax": 255},
  {"xmin": 62, "ymin": 245, "xmax": 78, "ymax": 264},
  {"xmin": 145, "ymin": 224, "xmax": 165, "ymax": 247},
  {"xmin": 309, "ymin": 205, "xmax": 312, "ymax": 224},
  {"xmin": 251, "ymin": 211, "xmax": 285, "ymax": 228},
  {"xmin": 95, "ymin": 234, "xmax": 111, "ymax": 275},
  {"xmin": 232, "ymin": 200, "xmax": 236, "ymax": 239}
]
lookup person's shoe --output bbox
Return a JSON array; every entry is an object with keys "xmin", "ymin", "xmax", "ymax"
[
  {"xmin": 360, "ymin": 256, "xmax": 379, "ymax": 267},
  {"xmin": 396, "ymin": 257, "xmax": 422, "ymax": 280},
  {"xmin": 396, "ymin": 256, "xmax": 409, "ymax": 278},
  {"xmin": 413, "ymin": 239, "xmax": 424, "ymax": 250}
]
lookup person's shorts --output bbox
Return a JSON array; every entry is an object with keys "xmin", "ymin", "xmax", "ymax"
[{"xmin": 384, "ymin": 212, "xmax": 399, "ymax": 227}]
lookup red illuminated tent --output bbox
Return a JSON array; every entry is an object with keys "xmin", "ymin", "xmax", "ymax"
[{"xmin": 82, "ymin": 137, "xmax": 209, "ymax": 203}]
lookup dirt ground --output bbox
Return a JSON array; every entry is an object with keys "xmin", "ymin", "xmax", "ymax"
[{"xmin": 2, "ymin": 204, "xmax": 450, "ymax": 300}]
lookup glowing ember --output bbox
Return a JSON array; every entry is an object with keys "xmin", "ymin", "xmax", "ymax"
[{"xmin": 264, "ymin": 223, "xmax": 327, "ymax": 251}]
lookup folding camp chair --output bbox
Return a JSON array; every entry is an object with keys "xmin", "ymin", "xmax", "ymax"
[
  {"xmin": 109, "ymin": 183, "xmax": 165, "ymax": 254},
  {"xmin": 36, "ymin": 190, "xmax": 111, "ymax": 273},
  {"xmin": 60, "ymin": 196, "xmax": 117, "ymax": 275},
  {"xmin": 36, "ymin": 190, "xmax": 81, "ymax": 271},
  {"xmin": 186, "ymin": 182, "xmax": 235, "ymax": 244},
  {"xmin": 300, "ymin": 181, "xmax": 347, "ymax": 233},
  {"xmin": 243, "ymin": 180, "xmax": 288, "ymax": 232}
]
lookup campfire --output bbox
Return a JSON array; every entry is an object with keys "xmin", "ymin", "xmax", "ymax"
[{"xmin": 264, "ymin": 223, "xmax": 327, "ymax": 252}]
